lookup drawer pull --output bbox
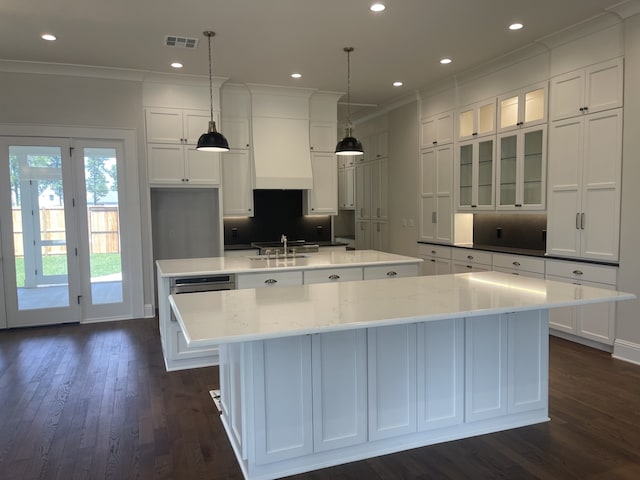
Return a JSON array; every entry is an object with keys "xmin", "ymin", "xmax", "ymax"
[
  {"xmin": 572, "ymin": 270, "xmax": 584, "ymax": 276},
  {"xmin": 328, "ymin": 274, "xmax": 340, "ymax": 280},
  {"xmin": 512, "ymin": 261, "xmax": 521, "ymax": 267},
  {"xmin": 386, "ymin": 271, "xmax": 398, "ymax": 277},
  {"xmin": 467, "ymin": 255, "xmax": 474, "ymax": 260},
  {"xmin": 431, "ymin": 250, "xmax": 437, "ymax": 254},
  {"xmin": 265, "ymin": 278, "xmax": 278, "ymax": 284}
]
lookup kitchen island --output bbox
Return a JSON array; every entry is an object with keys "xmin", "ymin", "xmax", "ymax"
[
  {"xmin": 156, "ymin": 250, "xmax": 423, "ymax": 371},
  {"xmin": 169, "ymin": 271, "xmax": 634, "ymax": 480}
]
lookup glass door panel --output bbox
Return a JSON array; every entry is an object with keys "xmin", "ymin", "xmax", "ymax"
[
  {"xmin": 82, "ymin": 146, "xmax": 123, "ymax": 305},
  {"xmin": 523, "ymin": 130, "xmax": 544, "ymax": 205},
  {"xmin": 499, "ymin": 135, "xmax": 517, "ymax": 206},
  {"xmin": 524, "ymin": 88, "xmax": 545, "ymax": 124},
  {"xmin": 477, "ymin": 139, "xmax": 494, "ymax": 207},
  {"xmin": 458, "ymin": 144, "xmax": 473, "ymax": 207}
]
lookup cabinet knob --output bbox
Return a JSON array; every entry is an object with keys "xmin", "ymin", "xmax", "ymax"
[
  {"xmin": 328, "ymin": 274, "xmax": 340, "ymax": 280},
  {"xmin": 512, "ymin": 261, "xmax": 521, "ymax": 267},
  {"xmin": 432, "ymin": 141, "xmax": 437, "ymax": 145},
  {"xmin": 472, "ymin": 132, "xmax": 478, "ymax": 136},
  {"xmin": 431, "ymin": 250, "xmax": 437, "ymax": 254}
]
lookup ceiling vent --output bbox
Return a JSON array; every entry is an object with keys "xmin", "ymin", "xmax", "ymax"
[{"xmin": 164, "ymin": 35, "xmax": 198, "ymax": 48}]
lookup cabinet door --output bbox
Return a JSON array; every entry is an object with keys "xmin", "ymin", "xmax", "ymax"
[
  {"xmin": 577, "ymin": 280, "xmax": 616, "ymax": 345},
  {"xmin": 458, "ymin": 99, "xmax": 496, "ymax": 140},
  {"xmin": 310, "ymin": 122, "xmax": 337, "ymax": 152},
  {"xmin": 305, "ymin": 152, "xmax": 337, "ymax": 215},
  {"xmin": 507, "ymin": 311, "xmax": 548, "ymax": 414},
  {"xmin": 546, "ymin": 117, "xmax": 583, "ymax": 258},
  {"xmin": 221, "ymin": 117, "xmax": 251, "ymax": 149},
  {"xmin": 344, "ymin": 166, "xmax": 355, "ymax": 209},
  {"xmin": 465, "ymin": 315, "xmax": 508, "ymax": 422},
  {"xmin": 355, "ymin": 220, "xmax": 371, "ymax": 250},
  {"xmin": 456, "ymin": 138, "xmax": 495, "ymax": 211},
  {"xmin": 371, "ymin": 221, "xmax": 389, "ymax": 252},
  {"xmin": 580, "ymin": 110, "xmax": 622, "ymax": 261},
  {"xmin": 416, "ymin": 319, "xmax": 464, "ymax": 431},
  {"xmin": 550, "ymin": 70, "xmax": 585, "ymax": 121},
  {"xmin": 147, "ymin": 144, "xmax": 185, "ymax": 184},
  {"xmin": 355, "ymin": 162, "xmax": 371, "ymax": 219},
  {"xmin": 145, "ymin": 108, "xmax": 184, "ymax": 143},
  {"xmin": 420, "ymin": 145, "xmax": 453, "ymax": 242},
  {"xmin": 421, "ymin": 257, "xmax": 452, "ymax": 276},
  {"xmin": 236, "ymin": 271, "xmax": 303, "ymax": 289},
  {"xmin": 498, "ymin": 83, "xmax": 547, "ymax": 132},
  {"xmin": 585, "ymin": 58, "xmax": 623, "ymax": 115},
  {"xmin": 312, "ymin": 330, "xmax": 367, "ymax": 451},
  {"xmin": 253, "ymin": 336, "xmax": 313, "ymax": 465},
  {"xmin": 184, "ymin": 146, "xmax": 220, "ymax": 185},
  {"xmin": 371, "ymin": 158, "xmax": 388, "ymax": 219},
  {"xmin": 368, "ymin": 324, "xmax": 417, "ymax": 440},
  {"xmin": 303, "ymin": 267, "xmax": 363, "ymax": 285},
  {"xmin": 183, "ymin": 110, "xmax": 213, "ymax": 144},
  {"xmin": 363, "ymin": 263, "xmax": 419, "ymax": 280},
  {"xmin": 222, "ymin": 150, "xmax": 254, "ymax": 216}
]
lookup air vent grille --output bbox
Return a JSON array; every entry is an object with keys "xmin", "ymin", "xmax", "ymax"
[{"xmin": 165, "ymin": 35, "xmax": 198, "ymax": 48}]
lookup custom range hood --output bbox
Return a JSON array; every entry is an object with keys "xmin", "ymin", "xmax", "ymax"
[{"xmin": 247, "ymin": 84, "xmax": 314, "ymax": 189}]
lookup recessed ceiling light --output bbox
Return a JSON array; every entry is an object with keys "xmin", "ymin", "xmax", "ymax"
[
  {"xmin": 370, "ymin": 3, "xmax": 386, "ymax": 12},
  {"xmin": 393, "ymin": 81, "xmax": 403, "ymax": 87},
  {"xmin": 171, "ymin": 62, "xmax": 183, "ymax": 69},
  {"xmin": 509, "ymin": 23, "xmax": 523, "ymax": 30},
  {"xmin": 41, "ymin": 33, "xmax": 56, "ymax": 41},
  {"xmin": 291, "ymin": 73, "xmax": 302, "ymax": 79},
  {"xmin": 440, "ymin": 58, "xmax": 452, "ymax": 65}
]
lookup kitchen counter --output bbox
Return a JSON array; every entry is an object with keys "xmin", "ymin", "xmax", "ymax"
[
  {"xmin": 169, "ymin": 272, "xmax": 633, "ymax": 480},
  {"xmin": 157, "ymin": 249, "xmax": 420, "ymax": 277}
]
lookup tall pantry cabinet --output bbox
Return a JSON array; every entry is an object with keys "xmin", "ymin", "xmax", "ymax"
[{"xmin": 546, "ymin": 58, "xmax": 624, "ymax": 262}]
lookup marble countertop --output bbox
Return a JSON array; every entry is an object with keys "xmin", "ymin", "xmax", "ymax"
[
  {"xmin": 169, "ymin": 271, "xmax": 635, "ymax": 347},
  {"xmin": 156, "ymin": 250, "xmax": 422, "ymax": 277}
]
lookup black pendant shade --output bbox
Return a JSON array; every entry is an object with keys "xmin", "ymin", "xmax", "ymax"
[
  {"xmin": 197, "ymin": 31, "xmax": 230, "ymax": 153},
  {"xmin": 335, "ymin": 127, "xmax": 364, "ymax": 156},
  {"xmin": 197, "ymin": 120, "xmax": 229, "ymax": 152}
]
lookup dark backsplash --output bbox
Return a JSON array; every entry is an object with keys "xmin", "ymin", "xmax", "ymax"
[
  {"xmin": 224, "ymin": 190, "xmax": 331, "ymax": 245},
  {"xmin": 473, "ymin": 213, "xmax": 547, "ymax": 251}
]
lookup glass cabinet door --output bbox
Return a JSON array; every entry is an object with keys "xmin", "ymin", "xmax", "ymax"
[
  {"xmin": 458, "ymin": 143, "xmax": 473, "ymax": 207},
  {"xmin": 499, "ymin": 135, "xmax": 517, "ymax": 206},
  {"xmin": 522, "ymin": 129, "xmax": 544, "ymax": 206},
  {"xmin": 477, "ymin": 139, "xmax": 494, "ymax": 207}
]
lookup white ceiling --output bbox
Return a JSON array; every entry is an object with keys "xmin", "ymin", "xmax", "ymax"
[{"xmin": 0, "ymin": 0, "xmax": 626, "ymax": 118}]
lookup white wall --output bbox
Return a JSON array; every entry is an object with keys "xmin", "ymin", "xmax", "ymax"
[
  {"xmin": 0, "ymin": 72, "xmax": 154, "ymax": 312},
  {"xmin": 616, "ymin": 13, "xmax": 640, "ymax": 361}
]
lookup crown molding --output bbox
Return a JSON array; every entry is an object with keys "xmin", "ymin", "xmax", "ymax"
[{"xmin": 607, "ymin": 0, "xmax": 640, "ymax": 20}]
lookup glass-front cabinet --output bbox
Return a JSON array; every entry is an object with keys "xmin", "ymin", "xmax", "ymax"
[
  {"xmin": 498, "ymin": 82, "xmax": 547, "ymax": 133},
  {"xmin": 496, "ymin": 126, "xmax": 546, "ymax": 210},
  {"xmin": 456, "ymin": 138, "xmax": 495, "ymax": 210},
  {"xmin": 457, "ymin": 98, "xmax": 496, "ymax": 141}
]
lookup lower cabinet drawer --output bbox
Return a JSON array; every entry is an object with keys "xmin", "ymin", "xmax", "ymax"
[
  {"xmin": 236, "ymin": 271, "xmax": 303, "ymax": 289},
  {"xmin": 363, "ymin": 263, "xmax": 419, "ymax": 280},
  {"xmin": 304, "ymin": 267, "xmax": 363, "ymax": 285}
]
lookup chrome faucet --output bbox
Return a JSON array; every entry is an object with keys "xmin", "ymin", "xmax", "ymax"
[{"xmin": 281, "ymin": 234, "xmax": 287, "ymax": 256}]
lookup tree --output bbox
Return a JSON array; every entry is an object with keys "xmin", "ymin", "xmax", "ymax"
[{"xmin": 84, "ymin": 156, "xmax": 110, "ymax": 205}]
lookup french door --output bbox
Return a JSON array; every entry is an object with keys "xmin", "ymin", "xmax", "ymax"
[{"xmin": 0, "ymin": 136, "xmax": 130, "ymax": 327}]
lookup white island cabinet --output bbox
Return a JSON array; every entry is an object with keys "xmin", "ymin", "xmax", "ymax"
[
  {"xmin": 170, "ymin": 272, "xmax": 633, "ymax": 480},
  {"xmin": 156, "ymin": 250, "xmax": 421, "ymax": 371}
]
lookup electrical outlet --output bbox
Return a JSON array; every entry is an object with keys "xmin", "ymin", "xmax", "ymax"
[{"xmin": 231, "ymin": 227, "xmax": 238, "ymax": 238}]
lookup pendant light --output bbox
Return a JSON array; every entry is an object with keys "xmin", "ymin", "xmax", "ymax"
[
  {"xmin": 335, "ymin": 47, "xmax": 364, "ymax": 156},
  {"xmin": 196, "ymin": 31, "xmax": 230, "ymax": 152}
]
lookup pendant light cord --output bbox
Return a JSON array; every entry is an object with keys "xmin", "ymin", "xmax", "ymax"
[
  {"xmin": 205, "ymin": 31, "xmax": 215, "ymax": 124},
  {"xmin": 345, "ymin": 47, "xmax": 354, "ymax": 129}
]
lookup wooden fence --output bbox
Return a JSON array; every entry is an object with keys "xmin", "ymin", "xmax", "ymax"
[{"xmin": 12, "ymin": 206, "xmax": 120, "ymax": 257}]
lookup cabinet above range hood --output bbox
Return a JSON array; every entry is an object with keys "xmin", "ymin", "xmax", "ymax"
[{"xmin": 248, "ymin": 84, "xmax": 315, "ymax": 189}]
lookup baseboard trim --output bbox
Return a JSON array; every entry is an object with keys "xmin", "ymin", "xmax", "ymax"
[
  {"xmin": 613, "ymin": 339, "xmax": 640, "ymax": 366},
  {"xmin": 144, "ymin": 303, "xmax": 155, "ymax": 318}
]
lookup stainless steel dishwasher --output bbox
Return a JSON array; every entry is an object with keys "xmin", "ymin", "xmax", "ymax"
[{"xmin": 169, "ymin": 274, "xmax": 236, "ymax": 294}]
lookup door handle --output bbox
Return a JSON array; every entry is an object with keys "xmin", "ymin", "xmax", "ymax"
[
  {"xmin": 581, "ymin": 212, "xmax": 585, "ymax": 230},
  {"xmin": 328, "ymin": 274, "xmax": 340, "ymax": 281},
  {"xmin": 264, "ymin": 278, "xmax": 278, "ymax": 284},
  {"xmin": 576, "ymin": 213, "xmax": 580, "ymax": 230}
]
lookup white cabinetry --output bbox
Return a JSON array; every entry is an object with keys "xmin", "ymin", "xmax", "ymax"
[
  {"xmin": 221, "ymin": 84, "xmax": 254, "ymax": 216},
  {"xmin": 417, "ymin": 243, "xmax": 452, "ymax": 276},
  {"xmin": 457, "ymin": 98, "xmax": 496, "ymax": 141},
  {"xmin": 367, "ymin": 324, "xmax": 417, "ymax": 440},
  {"xmin": 545, "ymin": 260, "xmax": 617, "ymax": 346},
  {"xmin": 304, "ymin": 152, "xmax": 338, "ymax": 215},
  {"xmin": 452, "ymin": 249, "xmax": 492, "ymax": 273},
  {"xmin": 419, "ymin": 145, "xmax": 453, "ymax": 243},
  {"xmin": 546, "ymin": 109, "xmax": 622, "ymax": 261},
  {"xmin": 303, "ymin": 267, "xmax": 362, "ymax": 285},
  {"xmin": 146, "ymin": 108, "xmax": 221, "ymax": 186},
  {"xmin": 456, "ymin": 137, "xmax": 495, "ymax": 211},
  {"xmin": 338, "ymin": 157, "xmax": 356, "ymax": 210},
  {"xmin": 421, "ymin": 111, "xmax": 454, "ymax": 148},
  {"xmin": 492, "ymin": 253, "xmax": 545, "ymax": 278},
  {"xmin": 236, "ymin": 270, "xmax": 303, "ymax": 289},
  {"xmin": 496, "ymin": 126, "xmax": 546, "ymax": 210},
  {"xmin": 363, "ymin": 263, "xmax": 419, "ymax": 280},
  {"xmin": 549, "ymin": 58, "xmax": 623, "ymax": 121},
  {"xmin": 498, "ymin": 82, "xmax": 547, "ymax": 133}
]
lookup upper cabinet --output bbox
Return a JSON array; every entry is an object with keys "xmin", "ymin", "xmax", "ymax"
[
  {"xmin": 457, "ymin": 98, "xmax": 496, "ymax": 141},
  {"xmin": 421, "ymin": 111, "xmax": 454, "ymax": 148},
  {"xmin": 145, "ymin": 108, "xmax": 221, "ymax": 187},
  {"xmin": 549, "ymin": 58, "xmax": 623, "ymax": 122},
  {"xmin": 496, "ymin": 126, "xmax": 547, "ymax": 210},
  {"xmin": 455, "ymin": 137, "xmax": 495, "ymax": 211},
  {"xmin": 497, "ymin": 82, "xmax": 547, "ymax": 133},
  {"xmin": 358, "ymin": 131, "xmax": 389, "ymax": 163}
]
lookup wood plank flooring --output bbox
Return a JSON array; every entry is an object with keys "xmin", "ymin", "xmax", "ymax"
[{"xmin": 1, "ymin": 318, "xmax": 639, "ymax": 479}]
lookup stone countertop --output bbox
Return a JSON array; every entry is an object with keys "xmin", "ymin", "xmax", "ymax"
[
  {"xmin": 169, "ymin": 271, "xmax": 635, "ymax": 347},
  {"xmin": 225, "ymin": 240, "xmax": 347, "ymax": 251},
  {"xmin": 156, "ymin": 249, "xmax": 422, "ymax": 278}
]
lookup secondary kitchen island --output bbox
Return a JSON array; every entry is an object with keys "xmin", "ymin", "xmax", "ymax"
[
  {"xmin": 156, "ymin": 250, "xmax": 423, "ymax": 371},
  {"xmin": 169, "ymin": 271, "xmax": 634, "ymax": 480}
]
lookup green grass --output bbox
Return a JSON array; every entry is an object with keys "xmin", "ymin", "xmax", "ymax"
[{"xmin": 14, "ymin": 253, "xmax": 121, "ymax": 287}]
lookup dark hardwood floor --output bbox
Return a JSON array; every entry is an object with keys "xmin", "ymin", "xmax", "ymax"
[{"xmin": 1, "ymin": 318, "xmax": 639, "ymax": 480}]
